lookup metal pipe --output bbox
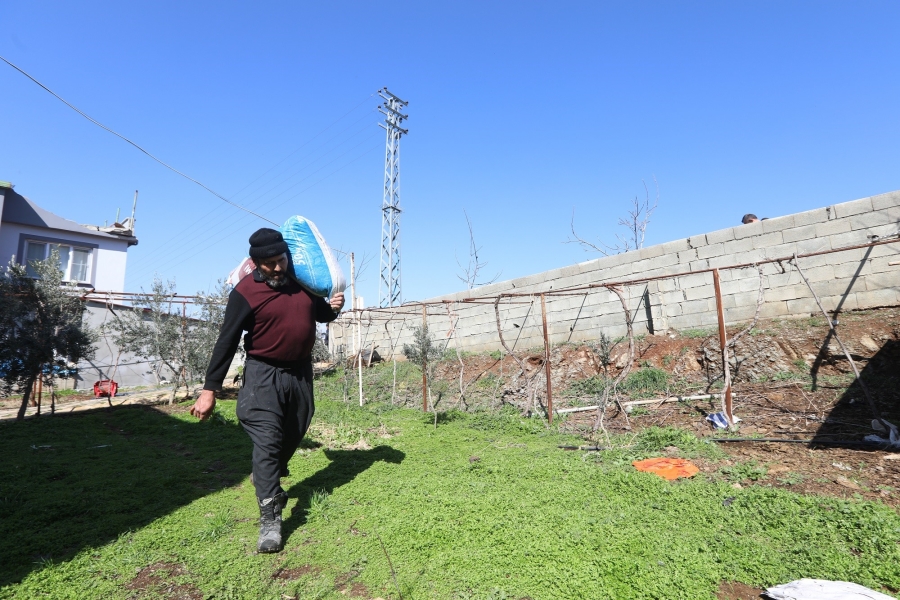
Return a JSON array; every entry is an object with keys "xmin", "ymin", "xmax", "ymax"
[
  {"xmin": 711, "ymin": 438, "xmax": 895, "ymax": 447},
  {"xmin": 555, "ymin": 393, "xmax": 731, "ymax": 415},
  {"xmin": 422, "ymin": 305, "xmax": 428, "ymax": 413},
  {"xmin": 540, "ymin": 294, "xmax": 553, "ymax": 425}
]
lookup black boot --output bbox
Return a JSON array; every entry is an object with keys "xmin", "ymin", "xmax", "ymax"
[{"xmin": 257, "ymin": 492, "xmax": 287, "ymax": 553}]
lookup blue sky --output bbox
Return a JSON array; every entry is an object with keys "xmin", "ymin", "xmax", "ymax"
[{"xmin": 2, "ymin": 1, "xmax": 898, "ymax": 306}]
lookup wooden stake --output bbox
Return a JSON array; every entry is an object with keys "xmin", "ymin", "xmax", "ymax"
[
  {"xmin": 540, "ymin": 294, "xmax": 553, "ymax": 424},
  {"xmin": 36, "ymin": 374, "xmax": 42, "ymax": 416},
  {"xmin": 712, "ymin": 269, "xmax": 734, "ymax": 427}
]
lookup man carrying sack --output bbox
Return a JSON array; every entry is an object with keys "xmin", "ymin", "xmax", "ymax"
[{"xmin": 190, "ymin": 228, "xmax": 344, "ymax": 553}]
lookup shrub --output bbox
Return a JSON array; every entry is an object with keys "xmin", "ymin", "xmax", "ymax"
[{"xmin": 620, "ymin": 367, "xmax": 669, "ymax": 398}]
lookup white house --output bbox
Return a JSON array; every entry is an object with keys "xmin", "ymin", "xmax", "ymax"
[
  {"xmin": 0, "ymin": 181, "xmax": 136, "ymax": 291},
  {"xmin": 0, "ymin": 181, "xmax": 161, "ymax": 388}
]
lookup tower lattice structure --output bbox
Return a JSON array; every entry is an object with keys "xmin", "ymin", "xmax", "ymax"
[{"xmin": 378, "ymin": 88, "xmax": 408, "ymax": 308}]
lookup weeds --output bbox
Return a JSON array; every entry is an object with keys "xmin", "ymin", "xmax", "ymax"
[
  {"xmin": 564, "ymin": 375, "xmax": 609, "ymax": 398},
  {"xmin": 307, "ymin": 489, "xmax": 332, "ymax": 522},
  {"xmin": 196, "ymin": 513, "xmax": 232, "ymax": 541},
  {"xmin": 719, "ymin": 461, "xmax": 768, "ymax": 483},
  {"xmin": 778, "ymin": 472, "xmax": 806, "ymax": 486},
  {"xmin": 620, "ymin": 366, "xmax": 669, "ymax": 398},
  {"xmin": 589, "ymin": 332, "xmax": 613, "ymax": 372}
]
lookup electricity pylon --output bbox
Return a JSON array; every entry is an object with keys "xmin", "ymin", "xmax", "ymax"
[{"xmin": 378, "ymin": 87, "xmax": 408, "ymax": 308}]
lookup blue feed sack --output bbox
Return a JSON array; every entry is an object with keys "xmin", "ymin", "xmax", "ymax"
[{"xmin": 280, "ymin": 216, "xmax": 347, "ymax": 297}]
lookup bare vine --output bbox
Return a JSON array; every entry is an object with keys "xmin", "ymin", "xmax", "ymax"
[
  {"xmin": 592, "ymin": 286, "xmax": 635, "ymax": 433},
  {"xmin": 494, "ymin": 296, "xmax": 537, "ymax": 415},
  {"xmin": 444, "ymin": 303, "xmax": 469, "ymax": 409}
]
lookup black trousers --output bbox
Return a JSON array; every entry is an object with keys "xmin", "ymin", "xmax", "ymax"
[{"xmin": 236, "ymin": 356, "xmax": 315, "ymax": 500}]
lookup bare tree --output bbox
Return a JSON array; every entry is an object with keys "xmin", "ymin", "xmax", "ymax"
[
  {"xmin": 567, "ymin": 177, "xmax": 659, "ymax": 255},
  {"xmin": 456, "ymin": 210, "xmax": 500, "ymax": 289}
]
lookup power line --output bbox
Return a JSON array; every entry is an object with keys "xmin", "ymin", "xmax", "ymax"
[
  {"xmin": 125, "ymin": 123, "xmax": 382, "ymax": 282},
  {"xmin": 0, "ymin": 54, "xmax": 385, "ymax": 287},
  {"xmin": 0, "ymin": 54, "xmax": 277, "ymax": 225},
  {"xmin": 125, "ymin": 107, "xmax": 381, "ymax": 281},
  {"xmin": 127, "ymin": 140, "xmax": 383, "ymax": 285},
  {"xmin": 224, "ymin": 94, "xmax": 377, "ymax": 203}
]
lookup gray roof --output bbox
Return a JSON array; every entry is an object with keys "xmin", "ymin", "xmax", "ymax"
[{"xmin": 0, "ymin": 187, "xmax": 137, "ymax": 245}]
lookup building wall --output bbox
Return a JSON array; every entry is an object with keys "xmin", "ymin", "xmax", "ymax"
[
  {"xmin": 0, "ymin": 222, "xmax": 130, "ymax": 291},
  {"xmin": 68, "ymin": 302, "xmax": 242, "ymax": 391},
  {"xmin": 330, "ymin": 190, "xmax": 900, "ymax": 358}
]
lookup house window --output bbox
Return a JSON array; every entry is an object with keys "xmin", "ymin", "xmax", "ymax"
[{"xmin": 24, "ymin": 241, "xmax": 93, "ymax": 283}]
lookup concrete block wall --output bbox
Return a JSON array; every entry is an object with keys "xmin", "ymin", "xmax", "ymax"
[{"xmin": 330, "ymin": 191, "xmax": 900, "ymax": 358}]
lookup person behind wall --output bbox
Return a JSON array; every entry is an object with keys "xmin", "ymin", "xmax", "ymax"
[
  {"xmin": 741, "ymin": 213, "xmax": 759, "ymax": 224},
  {"xmin": 190, "ymin": 228, "xmax": 345, "ymax": 553}
]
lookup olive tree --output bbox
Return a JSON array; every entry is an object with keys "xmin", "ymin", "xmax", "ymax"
[
  {"xmin": 104, "ymin": 278, "xmax": 230, "ymax": 402},
  {"xmin": 0, "ymin": 251, "xmax": 96, "ymax": 420}
]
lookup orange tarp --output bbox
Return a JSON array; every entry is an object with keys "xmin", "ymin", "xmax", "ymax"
[{"xmin": 632, "ymin": 457, "xmax": 700, "ymax": 480}]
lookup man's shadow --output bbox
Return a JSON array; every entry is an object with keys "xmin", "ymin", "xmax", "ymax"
[
  {"xmin": 811, "ymin": 339, "xmax": 900, "ymax": 447},
  {"xmin": 282, "ymin": 446, "xmax": 404, "ymax": 536},
  {"xmin": 0, "ymin": 403, "xmax": 251, "ymax": 588}
]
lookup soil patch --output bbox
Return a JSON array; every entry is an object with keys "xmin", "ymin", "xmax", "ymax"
[
  {"xmin": 334, "ymin": 569, "xmax": 370, "ymax": 597},
  {"xmin": 716, "ymin": 580, "xmax": 764, "ymax": 599},
  {"xmin": 126, "ymin": 562, "xmax": 202, "ymax": 600},
  {"xmin": 271, "ymin": 565, "xmax": 320, "ymax": 580}
]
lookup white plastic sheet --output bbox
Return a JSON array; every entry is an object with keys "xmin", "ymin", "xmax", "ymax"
[{"xmin": 765, "ymin": 578, "xmax": 895, "ymax": 600}]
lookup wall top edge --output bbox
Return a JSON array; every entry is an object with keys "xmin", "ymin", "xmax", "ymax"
[{"xmin": 402, "ymin": 189, "xmax": 900, "ymax": 307}]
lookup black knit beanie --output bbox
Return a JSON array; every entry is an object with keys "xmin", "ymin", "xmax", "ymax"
[{"xmin": 248, "ymin": 228, "xmax": 289, "ymax": 259}]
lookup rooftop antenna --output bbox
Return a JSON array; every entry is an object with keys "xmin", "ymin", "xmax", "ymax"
[
  {"xmin": 130, "ymin": 190, "xmax": 138, "ymax": 234},
  {"xmin": 378, "ymin": 87, "xmax": 408, "ymax": 308}
]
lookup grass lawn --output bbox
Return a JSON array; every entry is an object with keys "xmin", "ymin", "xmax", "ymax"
[{"xmin": 1, "ymin": 372, "xmax": 899, "ymax": 599}]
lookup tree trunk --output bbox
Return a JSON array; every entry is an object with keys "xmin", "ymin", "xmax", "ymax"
[{"xmin": 16, "ymin": 374, "xmax": 38, "ymax": 421}]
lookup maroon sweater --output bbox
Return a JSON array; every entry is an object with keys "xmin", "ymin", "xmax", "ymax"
[{"xmin": 203, "ymin": 269, "xmax": 337, "ymax": 391}]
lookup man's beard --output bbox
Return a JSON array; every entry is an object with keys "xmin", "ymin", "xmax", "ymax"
[{"xmin": 263, "ymin": 274, "xmax": 287, "ymax": 289}]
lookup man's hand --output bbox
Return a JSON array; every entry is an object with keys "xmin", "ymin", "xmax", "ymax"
[
  {"xmin": 190, "ymin": 390, "xmax": 217, "ymax": 420},
  {"xmin": 329, "ymin": 292, "xmax": 345, "ymax": 313}
]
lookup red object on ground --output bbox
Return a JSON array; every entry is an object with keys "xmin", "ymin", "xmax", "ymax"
[
  {"xmin": 93, "ymin": 380, "xmax": 118, "ymax": 398},
  {"xmin": 632, "ymin": 457, "xmax": 700, "ymax": 480}
]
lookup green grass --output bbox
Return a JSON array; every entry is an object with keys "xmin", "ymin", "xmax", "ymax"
[
  {"xmin": 1, "ymin": 379, "xmax": 899, "ymax": 599},
  {"xmin": 680, "ymin": 327, "xmax": 716, "ymax": 339}
]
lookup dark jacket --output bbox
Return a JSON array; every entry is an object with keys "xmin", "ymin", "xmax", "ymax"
[{"xmin": 202, "ymin": 269, "xmax": 337, "ymax": 391}]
